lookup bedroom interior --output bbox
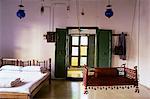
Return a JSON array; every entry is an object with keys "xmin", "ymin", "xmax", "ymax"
[{"xmin": 0, "ymin": 0, "xmax": 150, "ymax": 99}]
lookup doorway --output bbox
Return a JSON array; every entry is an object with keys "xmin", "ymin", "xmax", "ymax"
[{"xmin": 67, "ymin": 35, "xmax": 88, "ymax": 79}]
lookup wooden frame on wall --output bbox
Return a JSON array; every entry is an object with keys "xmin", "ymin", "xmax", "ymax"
[{"xmin": 46, "ymin": 32, "xmax": 56, "ymax": 42}]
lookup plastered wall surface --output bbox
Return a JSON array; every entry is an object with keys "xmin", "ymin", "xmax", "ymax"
[{"xmin": 0, "ymin": 0, "xmax": 150, "ymax": 88}]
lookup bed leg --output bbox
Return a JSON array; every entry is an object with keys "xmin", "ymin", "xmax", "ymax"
[
  {"xmin": 84, "ymin": 87, "xmax": 88, "ymax": 94},
  {"xmin": 135, "ymin": 86, "xmax": 139, "ymax": 93},
  {"xmin": 84, "ymin": 90, "xmax": 88, "ymax": 94}
]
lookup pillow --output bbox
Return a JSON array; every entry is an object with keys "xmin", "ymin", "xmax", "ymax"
[
  {"xmin": 22, "ymin": 66, "xmax": 41, "ymax": 72},
  {"xmin": 0, "ymin": 65, "xmax": 22, "ymax": 71},
  {"xmin": 40, "ymin": 67, "xmax": 48, "ymax": 73},
  {"xmin": 117, "ymin": 68, "xmax": 125, "ymax": 76},
  {"xmin": 94, "ymin": 68, "xmax": 118, "ymax": 78}
]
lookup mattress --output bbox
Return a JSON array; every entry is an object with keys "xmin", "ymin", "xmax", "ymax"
[{"xmin": 0, "ymin": 69, "xmax": 47, "ymax": 94}]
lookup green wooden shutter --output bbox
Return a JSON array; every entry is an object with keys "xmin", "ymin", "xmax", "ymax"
[
  {"xmin": 88, "ymin": 35, "xmax": 95, "ymax": 68},
  {"xmin": 96, "ymin": 29, "xmax": 112, "ymax": 67},
  {"xmin": 55, "ymin": 28, "xmax": 67, "ymax": 78}
]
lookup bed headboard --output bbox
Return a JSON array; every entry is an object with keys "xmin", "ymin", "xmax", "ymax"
[
  {"xmin": 0, "ymin": 58, "xmax": 19, "ymax": 67},
  {"xmin": 0, "ymin": 58, "xmax": 51, "ymax": 70},
  {"xmin": 0, "ymin": 58, "xmax": 52, "ymax": 84}
]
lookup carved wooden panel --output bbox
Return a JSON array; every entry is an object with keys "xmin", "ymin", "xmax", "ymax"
[{"xmin": 46, "ymin": 32, "xmax": 56, "ymax": 42}]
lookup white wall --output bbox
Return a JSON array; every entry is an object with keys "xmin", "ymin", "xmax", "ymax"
[
  {"xmin": 0, "ymin": 0, "xmax": 2, "ymax": 55},
  {"xmin": 138, "ymin": 0, "xmax": 150, "ymax": 88},
  {"xmin": 123, "ymin": 0, "xmax": 150, "ymax": 88},
  {"xmin": 1, "ymin": 0, "xmax": 150, "ymax": 88}
]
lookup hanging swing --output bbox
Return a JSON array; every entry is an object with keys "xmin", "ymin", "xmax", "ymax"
[
  {"xmin": 83, "ymin": 0, "xmax": 140, "ymax": 94},
  {"xmin": 83, "ymin": 65, "xmax": 139, "ymax": 94}
]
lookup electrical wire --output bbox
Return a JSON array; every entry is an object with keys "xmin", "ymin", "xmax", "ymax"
[
  {"xmin": 137, "ymin": 0, "xmax": 141, "ymax": 79},
  {"xmin": 76, "ymin": 0, "xmax": 80, "ymax": 34},
  {"xmin": 127, "ymin": 0, "xmax": 138, "ymax": 67},
  {"xmin": 95, "ymin": 0, "xmax": 98, "ymax": 27}
]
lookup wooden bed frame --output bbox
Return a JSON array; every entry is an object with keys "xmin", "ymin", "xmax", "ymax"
[
  {"xmin": 83, "ymin": 65, "xmax": 139, "ymax": 94},
  {"xmin": 0, "ymin": 58, "xmax": 51, "ymax": 99}
]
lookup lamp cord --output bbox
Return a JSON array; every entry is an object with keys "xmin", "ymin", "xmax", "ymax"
[
  {"xmin": 95, "ymin": 0, "xmax": 98, "ymax": 27},
  {"xmin": 137, "ymin": 0, "xmax": 140, "ymax": 78},
  {"xmin": 108, "ymin": 0, "xmax": 111, "ymax": 5},
  {"xmin": 49, "ymin": 7, "xmax": 51, "ymax": 31},
  {"xmin": 21, "ymin": 0, "xmax": 22, "ymax": 5},
  {"xmin": 76, "ymin": 0, "xmax": 80, "ymax": 34}
]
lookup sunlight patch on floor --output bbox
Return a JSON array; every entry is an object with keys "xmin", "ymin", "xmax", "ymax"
[{"xmin": 67, "ymin": 69, "xmax": 83, "ymax": 78}]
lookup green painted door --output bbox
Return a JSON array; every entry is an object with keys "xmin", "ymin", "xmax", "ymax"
[
  {"xmin": 55, "ymin": 28, "xmax": 67, "ymax": 78},
  {"xmin": 96, "ymin": 29, "xmax": 112, "ymax": 67}
]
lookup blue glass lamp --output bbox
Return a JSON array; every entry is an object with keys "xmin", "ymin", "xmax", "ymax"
[
  {"xmin": 16, "ymin": 1, "xmax": 25, "ymax": 19},
  {"xmin": 105, "ymin": 4, "xmax": 113, "ymax": 18},
  {"xmin": 16, "ymin": 10, "xmax": 25, "ymax": 19}
]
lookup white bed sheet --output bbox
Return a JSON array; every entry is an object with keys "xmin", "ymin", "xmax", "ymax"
[{"xmin": 0, "ymin": 70, "xmax": 47, "ymax": 94}]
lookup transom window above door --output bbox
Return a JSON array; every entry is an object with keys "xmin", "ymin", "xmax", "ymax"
[{"xmin": 71, "ymin": 36, "xmax": 88, "ymax": 67}]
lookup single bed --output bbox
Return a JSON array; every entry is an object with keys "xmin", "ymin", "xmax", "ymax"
[
  {"xmin": 83, "ymin": 65, "xmax": 139, "ymax": 94},
  {"xmin": 0, "ymin": 58, "xmax": 51, "ymax": 99}
]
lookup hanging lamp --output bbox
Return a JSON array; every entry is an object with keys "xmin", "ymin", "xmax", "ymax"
[
  {"xmin": 81, "ymin": 8, "xmax": 85, "ymax": 15},
  {"xmin": 105, "ymin": 0, "xmax": 113, "ymax": 18},
  {"xmin": 16, "ymin": 0, "xmax": 25, "ymax": 19},
  {"xmin": 41, "ymin": 0, "xmax": 45, "ymax": 14},
  {"xmin": 67, "ymin": 0, "xmax": 70, "ymax": 11}
]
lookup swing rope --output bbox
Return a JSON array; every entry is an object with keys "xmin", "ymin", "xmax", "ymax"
[
  {"xmin": 137, "ymin": 0, "xmax": 141, "ymax": 79},
  {"xmin": 126, "ymin": 0, "xmax": 138, "ymax": 68}
]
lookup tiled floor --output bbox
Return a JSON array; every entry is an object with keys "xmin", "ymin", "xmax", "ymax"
[{"xmin": 34, "ymin": 80, "xmax": 150, "ymax": 99}]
